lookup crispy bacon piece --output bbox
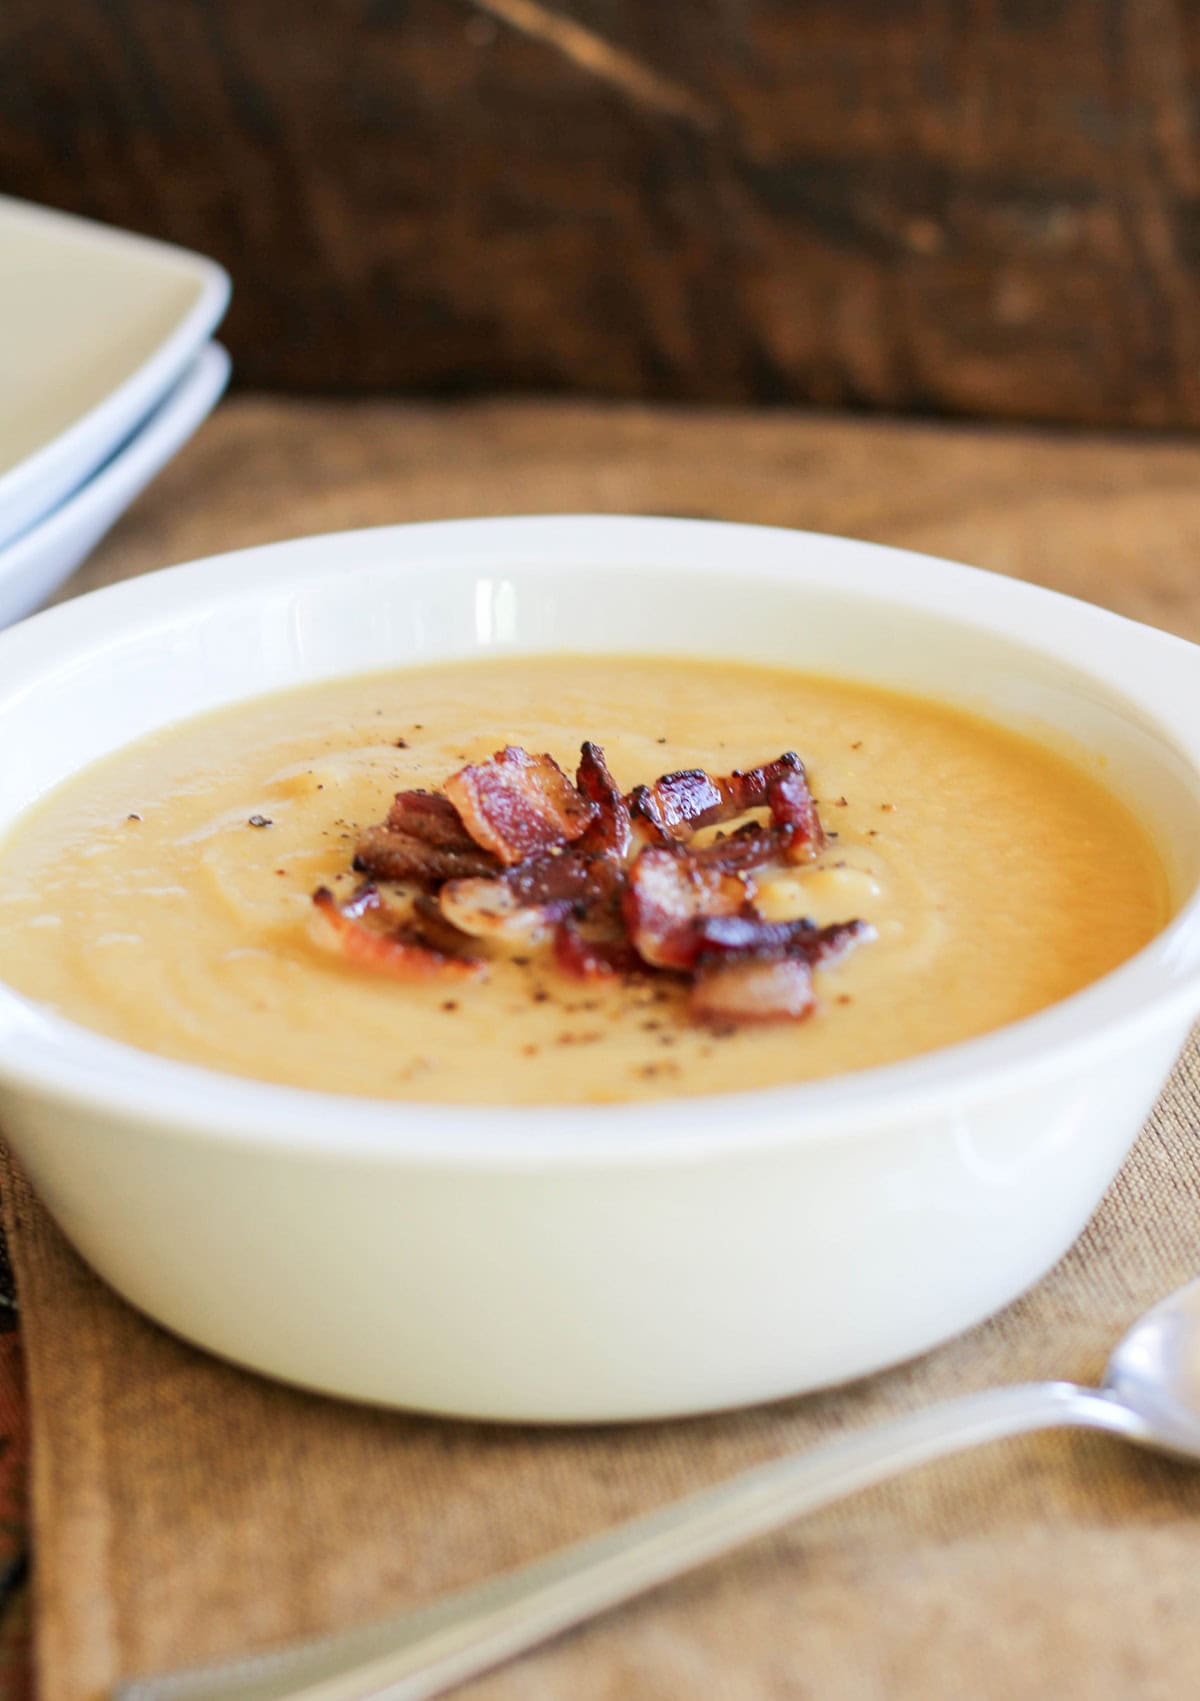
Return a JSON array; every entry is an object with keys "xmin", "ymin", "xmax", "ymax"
[
  {"xmin": 622, "ymin": 846, "xmax": 753, "ymax": 971},
  {"xmin": 766, "ymin": 761, "xmax": 826, "ymax": 863},
  {"xmin": 687, "ymin": 822, "xmax": 780, "ymax": 875},
  {"xmin": 692, "ymin": 914, "xmax": 874, "ymax": 967},
  {"xmin": 439, "ymin": 845, "xmax": 620, "ymax": 944},
  {"xmin": 627, "ymin": 751, "xmax": 825, "ymax": 863},
  {"xmin": 353, "ymin": 790, "xmax": 501, "ymax": 883},
  {"xmin": 386, "ymin": 790, "xmax": 481, "ymax": 849},
  {"xmin": 444, "ymin": 747, "xmax": 598, "ymax": 867},
  {"xmin": 576, "ymin": 742, "xmax": 631, "ymax": 860},
  {"xmin": 310, "ymin": 885, "xmax": 484, "ymax": 980},
  {"xmin": 554, "ymin": 916, "xmax": 642, "ymax": 980},
  {"xmin": 691, "ymin": 957, "xmax": 816, "ymax": 1023},
  {"xmin": 688, "ymin": 915, "xmax": 872, "ymax": 1021},
  {"xmin": 354, "ymin": 825, "xmax": 499, "ymax": 884},
  {"xmin": 628, "ymin": 769, "xmax": 728, "ymax": 843},
  {"xmin": 719, "ymin": 752, "xmax": 826, "ymax": 863},
  {"xmin": 720, "ymin": 752, "xmax": 807, "ymax": 813},
  {"xmin": 503, "ymin": 848, "xmax": 621, "ymax": 910}
]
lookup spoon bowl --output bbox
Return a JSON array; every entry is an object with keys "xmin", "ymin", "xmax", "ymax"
[{"xmin": 1102, "ymin": 1274, "xmax": 1200, "ymax": 1460}]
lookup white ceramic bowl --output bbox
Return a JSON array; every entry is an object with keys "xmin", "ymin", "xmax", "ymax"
[
  {"xmin": 0, "ymin": 517, "xmax": 1198, "ymax": 1423},
  {"xmin": 0, "ymin": 343, "xmax": 231, "ymax": 629}
]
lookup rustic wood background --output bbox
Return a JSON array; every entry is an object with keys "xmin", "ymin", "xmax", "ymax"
[{"xmin": 5, "ymin": 0, "xmax": 1200, "ymax": 425}]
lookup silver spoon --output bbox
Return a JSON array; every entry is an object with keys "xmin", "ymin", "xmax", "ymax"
[{"xmin": 116, "ymin": 1275, "xmax": 1200, "ymax": 1701}]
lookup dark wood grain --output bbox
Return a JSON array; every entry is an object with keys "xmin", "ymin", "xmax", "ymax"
[{"xmin": 6, "ymin": 0, "xmax": 1200, "ymax": 424}]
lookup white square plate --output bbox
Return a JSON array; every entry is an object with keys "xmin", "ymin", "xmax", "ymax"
[
  {"xmin": 0, "ymin": 342, "xmax": 231, "ymax": 628},
  {"xmin": 0, "ymin": 197, "xmax": 230, "ymax": 548}
]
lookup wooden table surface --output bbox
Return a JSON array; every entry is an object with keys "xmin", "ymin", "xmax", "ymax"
[{"xmin": 5, "ymin": 393, "xmax": 1200, "ymax": 1697}]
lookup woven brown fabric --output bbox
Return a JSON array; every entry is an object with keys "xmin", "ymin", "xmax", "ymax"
[
  {"xmin": 7, "ymin": 397, "xmax": 1200, "ymax": 1700},
  {"xmin": 6, "ymin": 1046, "xmax": 1200, "ymax": 1701}
]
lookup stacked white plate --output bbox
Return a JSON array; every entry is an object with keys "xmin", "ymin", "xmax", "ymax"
[{"xmin": 0, "ymin": 196, "xmax": 231, "ymax": 627}]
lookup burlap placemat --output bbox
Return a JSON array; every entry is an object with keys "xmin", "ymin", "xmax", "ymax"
[{"xmin": 2, "ymin": 1041, "xmax": 1199, "ymax": 1701}]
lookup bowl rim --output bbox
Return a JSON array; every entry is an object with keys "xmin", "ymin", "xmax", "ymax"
[{"xmin": 0, "ymin": 512, "xmax": 1198, "ymax": 1167}]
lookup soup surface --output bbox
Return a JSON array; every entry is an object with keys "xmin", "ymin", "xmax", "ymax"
[{"xmin": 0, "ymin": 655, "xmax": 1169, "ymax": 1103}]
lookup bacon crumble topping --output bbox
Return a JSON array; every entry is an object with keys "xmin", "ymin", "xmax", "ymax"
[
  {"xmin": 443, "ymin": 746, "xmax": 597, "ymax": 866},
  {"xmin": 575, "ymin": 741, "xmax": 632, "ymax": 861},
  {"xmin": 622, "ymin": 846, "xmax": 753, "ymax": 971},
  {"xmin": 353, "ymin": 824, "xmax": 499, "ymax": 884},
  {"xmin": 310, "ymin": 741, "xmax": 872, "ymax": 1022},
  {"xmin": 553, "ymin": 915, "xmax": 641, "ymax": 981},
  {"xmin": 311, "ymin": 884, "xmax": 484, "ymax": 981}
]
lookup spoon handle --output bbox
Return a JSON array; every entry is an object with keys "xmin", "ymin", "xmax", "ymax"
[{"xmin": 116, "ymin": 1380, "xmax": 1137, "ymax": 1701}]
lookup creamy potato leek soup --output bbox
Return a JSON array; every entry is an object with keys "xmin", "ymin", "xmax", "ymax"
[{"xmin": 0, "ymin": 655, "xmax": 1169, "ymax": 1104}]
